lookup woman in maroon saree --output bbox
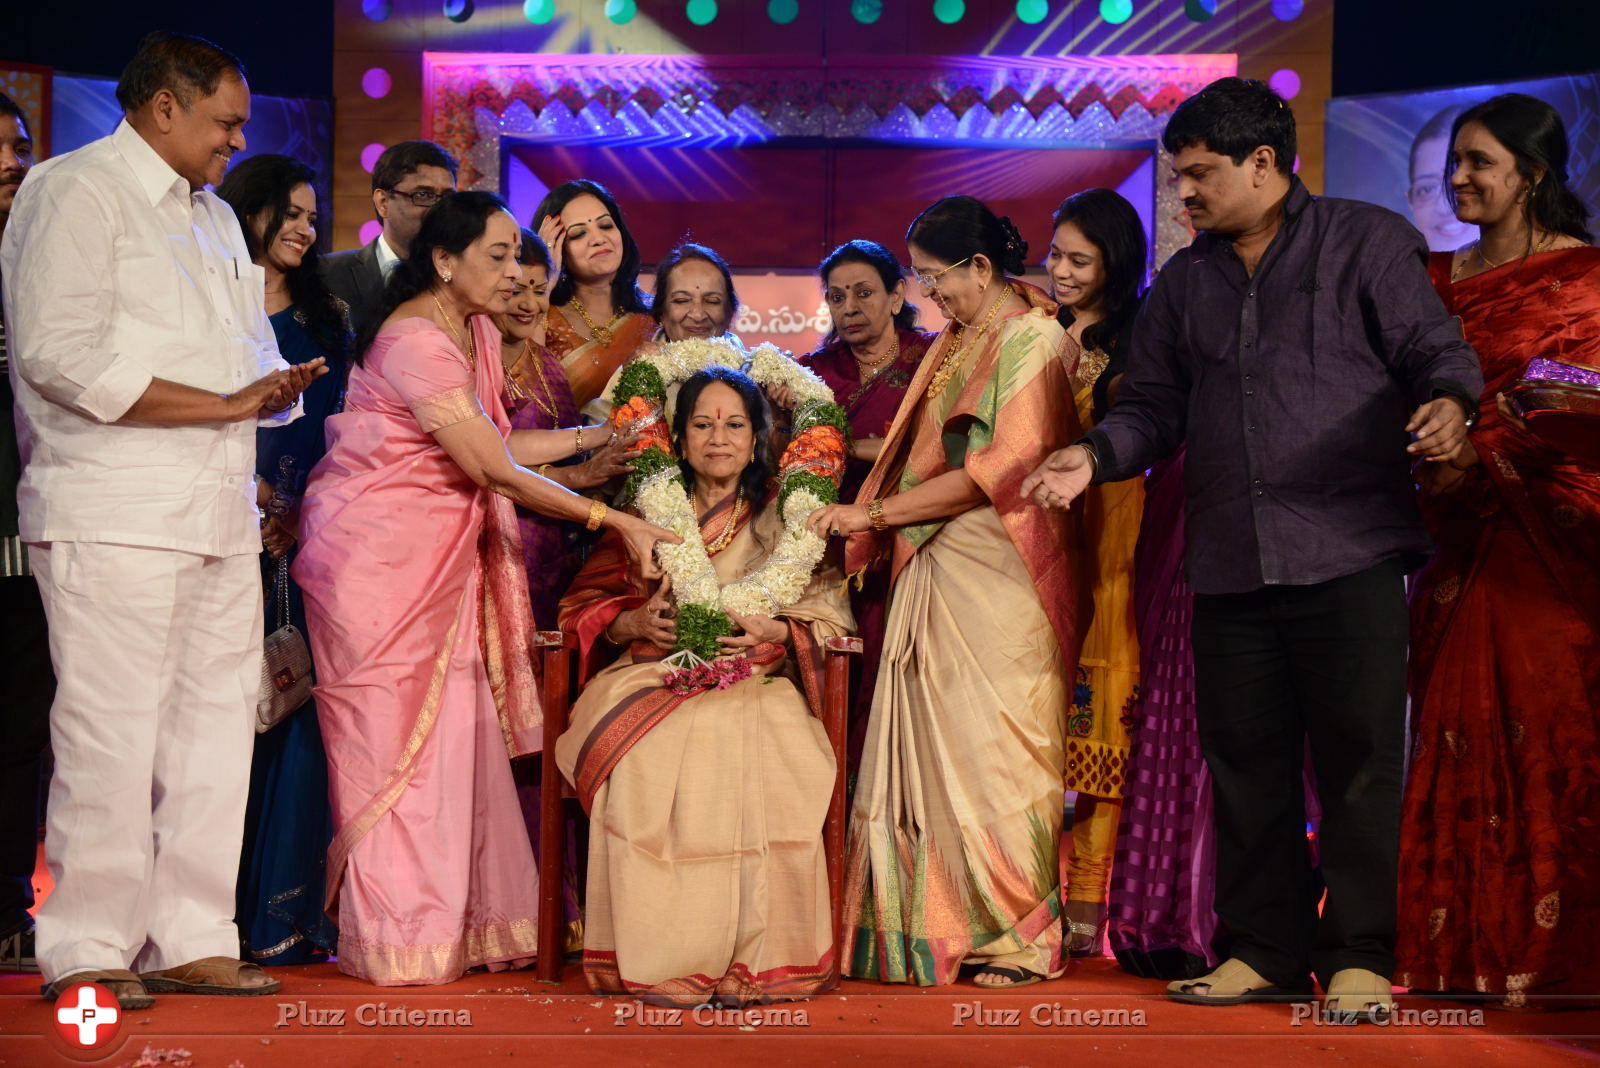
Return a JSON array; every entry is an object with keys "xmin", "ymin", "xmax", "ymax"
[
  {"xmin": 495, "ymin": 231, "xmax": 635, "ymax": 627},
  {"xmin": 799, "ymin": 240, "xmax": 934, "ymax": 762},
  {"xmin": 1397, "ymin": 94, "xmax": 1600, "ymax": 1007}
]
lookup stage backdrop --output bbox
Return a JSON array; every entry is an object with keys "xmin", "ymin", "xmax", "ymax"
[
  {"xmin": 425, "ymin": 51, "xmax": 1236, "ymax": 351},
  {"xmin": 1326, "ymin": 71, "xmax": 1600, "ymax": 252}
]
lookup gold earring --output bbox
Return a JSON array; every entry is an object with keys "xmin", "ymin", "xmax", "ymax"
[{"xmin": 441, "ymin": 270, "xmax": 452, "ymax": 283}]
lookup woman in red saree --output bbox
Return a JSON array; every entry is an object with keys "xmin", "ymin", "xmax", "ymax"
[
  {"xmin": 553, "ymin": 368, "xmax": 853, "ymax": 1006},
  {"xmin": 800, "ymin": 239, "xmax": 935, "ymax": 767},
  {"xmin": 1397, "ymin": 94, "xmax": 1600, "ymax": 1007}
]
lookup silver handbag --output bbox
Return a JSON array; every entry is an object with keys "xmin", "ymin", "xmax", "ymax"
[{"xmin": 257, "ymin": 555, "xmax": 314, "ymax": 732}]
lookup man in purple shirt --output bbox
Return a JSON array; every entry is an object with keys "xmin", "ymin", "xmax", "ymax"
[{"xmin": 1025, "ymin": 78, "xmax": 1482, "ymax": 1020}]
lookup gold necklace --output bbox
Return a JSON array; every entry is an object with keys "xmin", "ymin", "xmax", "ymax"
[
  {"xmin": 505, "ymin": 340, "xmax": 561, "ymax": 422},
  {"xmin": 925, "ymin": 289, "xmax": 1008, "ymax": 399},
  {"xmin": 698, "ymin": 489, "xmax": 745, "ymax": 554},
  {"xmin": 570, "ymin": 294, "xmax": 626, "ymax": 348},
  {"xmin": 854, "ymin": 332, "xmax": 900, "ymax": 374},
  {"xmin": 430, "ymin": 292, "xmax": 476, "ymax": 368},
  {"xmin": 847, "ymin": 333, "xmax": 902, "ymax": 404},
  {"xmin": 1455, "ymin": 229, "xmax": 1556, "ymax": 281}
]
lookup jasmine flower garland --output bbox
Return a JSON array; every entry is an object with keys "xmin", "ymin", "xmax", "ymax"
[{"xmin": 609, "ymin": 337, "xmax": 847, "ymax": 662}]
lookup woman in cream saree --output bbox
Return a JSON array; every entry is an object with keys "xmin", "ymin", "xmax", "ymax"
[
  {"xmin": 555, "ymin": 370, "xmax": 854, "ymax": 1006},
  {"xmin": 810, "ymin": 196, "xmax": 1089, "ymax": 987}
]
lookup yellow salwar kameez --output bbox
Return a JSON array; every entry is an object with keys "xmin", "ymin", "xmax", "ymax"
[{"xmin": 1064, "ymin": 349, "xmax": 1144, "ymax": 913}]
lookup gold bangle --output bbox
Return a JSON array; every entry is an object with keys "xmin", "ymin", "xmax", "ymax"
[
  {"xmin": 575, "ymin": 426, "xmax": 585, "ymax": 455},
  {"xmin": 586, "ymin": 498, "xmax": 608, "ymax": 531},
  {"xmin": 867, "ymin": 498, "xmax": 888, "ymax": 531}
]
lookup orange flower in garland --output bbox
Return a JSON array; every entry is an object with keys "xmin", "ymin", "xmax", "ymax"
[{"xmin": 781, "ymin": 423, "xmax": 846, "ymax": 484}]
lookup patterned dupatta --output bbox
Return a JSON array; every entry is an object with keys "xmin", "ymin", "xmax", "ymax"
[
  {"xmin": 559, "ymin": 490, "xmax": 831, "ymax": 813},
  {"xmin": 844, "ymin": 280, "xmax": 1090, "ymax": 662}
]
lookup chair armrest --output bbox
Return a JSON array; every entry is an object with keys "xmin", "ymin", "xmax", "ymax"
[{"xmin": 533, "ymin": 630, "xmax": 578, "ymax": 650}]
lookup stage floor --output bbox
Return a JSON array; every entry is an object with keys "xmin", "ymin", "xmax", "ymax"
[{"xmin": 4, "ymin": 956, "xmax": 1598, "ymax": 1066}]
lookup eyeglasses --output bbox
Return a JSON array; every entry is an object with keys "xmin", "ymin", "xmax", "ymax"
[
  {"xmin": 383, "ymin": 187, "xmax": 446, "ymax": 208},
  {"xmin": 913, "ymin": 256, "xmax": 971, "ymax": 291}
]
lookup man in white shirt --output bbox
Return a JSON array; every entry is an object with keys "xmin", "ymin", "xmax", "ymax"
[
  {"xmin": 320, "ymin": 140, "xmax": 457, "ymax": 334},
  {"xmin": 0, "ymin": 31, "xmax": 325, "ymax": 1010}
]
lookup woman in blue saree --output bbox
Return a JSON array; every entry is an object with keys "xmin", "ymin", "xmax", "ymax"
[{"xmin": 219, "ymin": 155, "xmax": 348, "ymax": 964}]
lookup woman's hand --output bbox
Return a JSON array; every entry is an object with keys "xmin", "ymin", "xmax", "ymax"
[
  {"xmin": 806, "ymin": 502, "xmax": 872, "ymax": 539},
  {"xmin": 1495, "ymin": 391, "xmax": 1530, "ymax": 434},
  {"xmin": 1446, "ymin": 438, "xmax": 1481, "ymax": 471},
  {"xmin": 719, "ymin": 610, "xmax": 788, "ymax": 651},
  {"xmin": 537, "ymin": 214, "xmax": 566, "ymax": 280},
  {"xmin": 851, "ymin": 436, "xmax": 885, "ymax": 463},
  {"xmin": 261, "ymin": 516, "xmax": 296, "ymax": 558},
  {"xmin": 571, "ymin": 431, "xmax": 639, "ymax": 489},
  {"xmin": 763, "ymin": 383, "xmax": 797, "ymax": 411},
  {"xmin": 610, "ymin": 512, "xmax": 681, "ymax": 580},
  {"xmin": 606, "ymin": 576, "xmax": 676, "ymax": 647},
  {"xmin": 1416, "ymin": 461, "xmax": 1469, "ymax": 496}
]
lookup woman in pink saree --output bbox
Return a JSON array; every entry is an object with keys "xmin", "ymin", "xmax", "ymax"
[{"xmin": 293, "ymin": 193, "xmax": 675, "ymax": 985}]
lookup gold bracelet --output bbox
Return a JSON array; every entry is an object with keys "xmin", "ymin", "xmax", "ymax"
[
  {"xmin": 586, "ymin": 498, "xmax": 608, "ymax": 531},
  {"xmin": 867, "ymin": 498, "xmax": 888, "ymax": 531},
  {"xmin": 575, "ymin": 426, "xmax": 585, "ymax": 455}
]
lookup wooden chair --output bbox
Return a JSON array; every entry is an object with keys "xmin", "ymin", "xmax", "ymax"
[{"xmin": 531, "ymin": 631, "xmax": 862, "ymax": 987}]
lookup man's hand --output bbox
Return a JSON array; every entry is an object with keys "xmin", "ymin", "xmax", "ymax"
[
  {"xmin": 1406, "ymin": 395, "xmax": 1472, "ymax": 464},
  {"xmin": 257, "ymin": 358, "xmax": 330, "ymax": 418},
  {"xmin": 1022, "ymin": 445, "xmax": 1095, "ymax": 511}
]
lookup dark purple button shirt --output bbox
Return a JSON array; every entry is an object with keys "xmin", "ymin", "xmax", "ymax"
[{"xmin": 1084, "ymin": 179, "xmax": 1483, "ymax": 595}]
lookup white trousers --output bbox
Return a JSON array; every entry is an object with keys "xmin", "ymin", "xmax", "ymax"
[{"xmin": 30, "ymin": 542, "xmax": 261, "ymax": 982}]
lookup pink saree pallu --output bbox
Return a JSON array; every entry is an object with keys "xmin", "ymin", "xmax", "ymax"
[{"xmin": 294, "ymin": 316, "xmax": 542, "ymax": 986}]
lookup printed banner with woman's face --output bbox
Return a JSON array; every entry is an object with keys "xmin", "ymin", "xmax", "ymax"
[{"xmin": 1326, "ymin": 72, "xmax": 1600, "ymax": 252}]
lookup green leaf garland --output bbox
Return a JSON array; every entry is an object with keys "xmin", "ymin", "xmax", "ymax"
[{"xmin": 673, "ymin": 602, "xmax": 735, "ymax": 661}]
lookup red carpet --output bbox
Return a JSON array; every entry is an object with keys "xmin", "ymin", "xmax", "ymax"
[{"xmin": 5, "ymin": 956, "xmax": 1599, "ymax": 1066}]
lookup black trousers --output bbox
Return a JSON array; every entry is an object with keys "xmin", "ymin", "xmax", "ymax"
[
  {"xmin": 0, "ymin": 574, "xmax": 54, "ymax": 935},
  {"xmin": 1192, "ymin": 558, "xmax": 1408, "ymax": 990}
]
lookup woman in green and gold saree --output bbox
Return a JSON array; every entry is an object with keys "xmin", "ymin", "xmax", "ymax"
[{"xmin": 809, "ymin": 195, "xmax": 1091, "ymax": 987}]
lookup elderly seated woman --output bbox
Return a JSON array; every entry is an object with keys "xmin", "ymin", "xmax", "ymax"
[{"xmin": 554, "ymin": 366, "xmax": 854, "ymax": 1007}]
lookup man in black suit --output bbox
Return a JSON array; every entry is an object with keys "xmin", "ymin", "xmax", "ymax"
[{"xmin": 321, "ymin": 140, "xmax": 458, "ymax": 333}]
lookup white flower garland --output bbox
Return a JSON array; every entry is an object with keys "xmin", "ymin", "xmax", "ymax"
[{"xmin": 609, "ymin": 337, "xmax": 847, "ymax": 661}]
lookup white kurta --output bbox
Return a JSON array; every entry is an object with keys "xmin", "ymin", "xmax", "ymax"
[{"xmin": 0, "ymin": 119, "xmax": 293, "ymax": 982}]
